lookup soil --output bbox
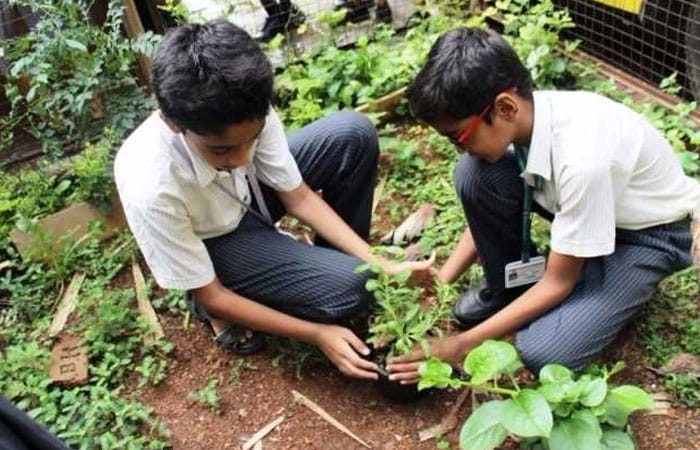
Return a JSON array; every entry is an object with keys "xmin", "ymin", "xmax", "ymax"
[{"xmin": 134, "ymin": 311, "xmax": 700, "ymax": 450}]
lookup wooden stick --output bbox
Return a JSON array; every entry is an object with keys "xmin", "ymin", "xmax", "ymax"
[
  {"xmin": 242, "ymin": 415, "xmax": 284, "ymax": 450},
  {"xmin": 371, "ymin": 175, "xmax": 387, "ymax": 217},
  {"xmin": 48, "ymin": 272, "xmax": 86, "ymax": 337},
  {"xmin": 291, "ymin": 390, "xmax": 371, "ymax": 448},
  {"xmin": 418, "ymin": 388, "xmax": 470, "ymax": 442},
  {"xmin": 131, "ymin": 260, "xmax": 164, "ymax": 343}
]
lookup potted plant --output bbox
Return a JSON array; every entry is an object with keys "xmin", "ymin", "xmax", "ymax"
[{"xmin": 357, "ymin": 247, "xmax": 457, "ymax": 401}]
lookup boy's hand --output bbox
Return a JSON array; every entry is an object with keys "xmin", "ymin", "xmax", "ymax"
[
  {"xmin": 382, "ymin": 251, "xmax": 437, "ymax": 285},
  {"xmin": 386, "ymin": 335, "xmax": 469, "ymax": 384},
  {"xmin": 314, "ymin": 324, "xmax": 379, "ymax": 380}
]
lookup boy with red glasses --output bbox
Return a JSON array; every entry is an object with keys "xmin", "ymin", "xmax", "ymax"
[{"xmin": 387, "ymin": 27, "xmax": 700, "ymax": 382}]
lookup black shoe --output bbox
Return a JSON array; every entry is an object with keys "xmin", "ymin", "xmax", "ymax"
[
  {"xmin": 375, "ymin": 3, "xmax": 392, "ymax": 24},
  {"xmin": 258, "ymin": 5, "xmax": 306, "ymax": 42},
  {"xmin": 452, "ymin": 287, "xmax": 519, "ymax": 329},
  {"xmin": 335, "ymin": 0, "xmax": 374, "ymax": 24}
]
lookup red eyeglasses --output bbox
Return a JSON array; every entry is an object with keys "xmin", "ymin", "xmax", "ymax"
[{"xmin": 449, "ymin": 88, "xmax": 517, "ymax": 147}]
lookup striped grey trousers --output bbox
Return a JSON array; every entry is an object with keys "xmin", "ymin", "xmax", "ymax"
[
  {"xmin": 455, "ymin": 152, "xmax": 693, "ymax": 371},
  {"xmin": 202, "ymin": 111, "xmax": 378, "ymax": 322}
]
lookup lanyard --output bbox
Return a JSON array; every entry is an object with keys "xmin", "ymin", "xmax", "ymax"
[
  {"xmin": 515, "ymin": 146, "xmax": 534, "ymax": 263},
  {"xmin": 213, "ymin": 166, "xmax": 274, "ymax": 228}
]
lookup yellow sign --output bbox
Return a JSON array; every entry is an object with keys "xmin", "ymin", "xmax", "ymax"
[{"xmin": 590, "ymin": 0, "xmax": 644, "ymax": 14}]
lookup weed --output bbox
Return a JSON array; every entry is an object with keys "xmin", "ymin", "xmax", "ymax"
[
  {"xmin": 190, "ymin": 378, "xmax": 222, "ymax": 413},
  {"xmin": 229, "ymin": 359, "xmax": 259, "ymax": 385}
]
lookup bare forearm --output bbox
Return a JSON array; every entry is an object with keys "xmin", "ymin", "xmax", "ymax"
[
  {"xmin": 456, "ymin": 276, "xmax": 574, "ymax": 349},
  {"xmin": 196, "ymin": 286, "xmax": 321, "ymax": 345},
  {"xmin": 438, "ymin": 228, "xmax": 478, "ymax": 283},
  {"xmin": 287, "ymin": 189, "xmax": 375, "ymax": 262}
]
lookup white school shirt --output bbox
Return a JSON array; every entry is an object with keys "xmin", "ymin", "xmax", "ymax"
[
  {"xmin": 523, "ymin": 91, "xmax": 700, "ymax": 258},
  {"xmin": 114, "ymin": 107, "xmax": 302, "ymax": 290}
]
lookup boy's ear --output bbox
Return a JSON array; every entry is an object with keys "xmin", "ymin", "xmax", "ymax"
[
  {"xmin": 159, "ymin": 111, "xmax": 183, "ymax": 134},
  {"xmin": 493, "ymin": 92, "xmax": 520, "ymax": 122}
]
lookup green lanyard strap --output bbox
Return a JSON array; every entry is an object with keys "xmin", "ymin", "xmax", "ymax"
[{"xmin": 515, "ymin": 146, "xmax": 532, "ymax": 263}]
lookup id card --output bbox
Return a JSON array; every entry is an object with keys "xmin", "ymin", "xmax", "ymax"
[{"xmin": 505, "ymin": 256, "xmax": 546, "ymax": 288}]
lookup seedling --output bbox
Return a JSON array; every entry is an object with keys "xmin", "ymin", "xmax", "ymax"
[
  {"xmin": 230, "ymin": 359, "xmax": 258, "ymax": 385},
  {"xmin": 419, "ymin": 340, "xmax": 653, "ymax": 450},
  {"xmin": 356, "ymin": 247, "xmax": 458, "ymax": 400},
  {"xmin": 190, "ymin": 378, "xmax": 222, "ymax": 413}
]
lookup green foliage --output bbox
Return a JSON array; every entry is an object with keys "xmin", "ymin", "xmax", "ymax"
[
  {"xmin": 158, "ymin": 0, "xmax": 191, "ymax": 24},
  {"xmin": 0, "ymin": 230, "xmax": 171, "ymax": 448},
  {"xmin": 358, "ymin": 251, "xmax": 457, "ymax": 358},
  {"xmin": 275, "ymin": 14, "xmax": 483, "ymax": 129},
  {"xmin": 0, "ymin": 128, "xmax": 119, "ymax": 258},
  {"xmin": 190, "ymin": 378, "xmax": 222, "ymax": 413},
  {"xmin": 419, "ymin": 341, "xmax": 653, "ymax": 450},
  {"xmin": 229, "ymin": 358, "xmax": 258, "ymax": 385},
  {"xmin": 0, "ymin": 0, "xmax": 159, "ymax": 156},
  {"xmin": 497, "ymin": 0, "xmax": 580, "ymax": 89},
  {"xmin": 636, "ymin": 268, "xmax": 700, "ymax": 406}
]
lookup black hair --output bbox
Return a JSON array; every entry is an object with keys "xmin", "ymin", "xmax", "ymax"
[
  {"xmin": 406, "ymin": 27, "xmax": 533, "ymax": 124},
  {"xmin": 152, "ymin": 19, "xmax": 273, "ymax": 135}
]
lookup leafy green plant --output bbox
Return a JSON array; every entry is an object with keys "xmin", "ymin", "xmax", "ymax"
[
  {"xmin": 419, "ymin": 340, "xmax": 653, "ymax": 450},
  {"xmin": 497, "ymin": 0, "xmax": 580, "ymax": 90},
  {"xmin": 0, "ymin": 0, "xmax": 159, "ymax": 156},
  {"xmin": 190, "ymin": 378, "xmax": 222, "ymax": 413},
  {"xmin": 358, "ymin": 249, "xmax": 457, "ymax": 363}
]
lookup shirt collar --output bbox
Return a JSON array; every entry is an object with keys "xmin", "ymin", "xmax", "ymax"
[
  {"xmin": 523, "ymin": 91, "xmax": 553, "ymax": 182},
  {"xmin": 178, "ymin": 134, "xmax": 219, "ymax": 186}
]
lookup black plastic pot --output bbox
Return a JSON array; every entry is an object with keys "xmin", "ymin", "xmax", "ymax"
[{"xmin": 369, "ymin": 344, "xmax": 429, "ymax": 403}]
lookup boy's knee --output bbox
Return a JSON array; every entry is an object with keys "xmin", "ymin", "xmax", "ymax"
[
  {"xmin": 332, "ymin": 110, "xmax": 379, "ymax": 157},
  {"xmin": 318, "ymin": 268, "xmax": 373, "ymax": 321},
  {"xmin": 516, "ymin": 332, "xmax": 589, "ymax": 373},
  {"xmin": 453, "ymin": 155, "xmax": 481, "ymax": 206}
]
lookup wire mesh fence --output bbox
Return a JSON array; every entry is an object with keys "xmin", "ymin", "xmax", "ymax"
[{"xmin": 553, "ymin": 0, "xmax": 700, "ymax": 101}]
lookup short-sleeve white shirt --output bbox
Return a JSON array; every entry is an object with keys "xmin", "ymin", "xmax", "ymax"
[
  {"xmin": 524, "ymin": 91, "xmax": 700, "ymax": 258},
  {"xmin": 114, "ymin": 107, "xmax": 302, "ymax": 290}
]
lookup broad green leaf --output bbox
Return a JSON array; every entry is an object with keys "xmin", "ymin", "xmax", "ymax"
[
  {"xmin": 562, "ymin": 375, "xmax": 589, "ymax": 402},
  {"xmin": 580, "ymin": 378, "xmax": 608, "ymax": 407},
  {"xmin": 418, "ymin": 358, "xmax": 454, "ymax": 390},
  {"xmin": 539, "ymin": 364, "xmax": 574, "ymax": 385},
  {"xmin": 549, "ymin": 410, "xmax": 602, "ymax": 450},
  {"xmin": 501, "ymin": 389, "xmax": 553, "ymax": 438},
  {"xmin": 602, "ymin": 386, "xmax": 653, "ymax": 428},
  {"xmin": 64, "ymin": 39, "xmax": 88, "ymax": 52},
  {"xmin": 538, "ymin": 381, "xmax": 568, "ymax": 404},
  {"xmin": 600, "ymin": 429, "xmax": 635, "ymax": 450},
  {"xmin": 464, "ymin": 340, "xmax": 520, "ymax": 384},
  {"xmin": 459, "ymin": 400, "xmax": 508, "ymax": 450}
]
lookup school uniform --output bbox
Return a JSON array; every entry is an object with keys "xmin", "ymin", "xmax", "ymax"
[
  {"xmin": 115, "ymin": 109, "xmax": 378, "ymax": 322},
  {"xmin": 454, "ymin": 91, "xmax": 700, "ymax": 370}
]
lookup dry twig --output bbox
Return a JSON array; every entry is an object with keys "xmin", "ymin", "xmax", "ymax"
[{"xmin": 291, "ymin": 390, "xmax": 371, "ymax": 448}]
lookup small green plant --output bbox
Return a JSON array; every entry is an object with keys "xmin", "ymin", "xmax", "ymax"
[
  {"xmin": 190, "ymin": 378, "xmax": 222, "ymax": 413},
  {"xmin": 357, "ymin": 248, "xmax": 457, "ymax": 366},
  {"xmin": 229, "ymin": 359, "xmax": 258, "ymax": 385},
  {"xmin": 419, "ymin": 340, "xmax": 653, "ymax": 450}
]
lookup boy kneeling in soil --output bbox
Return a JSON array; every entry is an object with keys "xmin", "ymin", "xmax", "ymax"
[
  {"xmin": 387, "ymin": 27, "xmax": 700, "ymax": 382},
  {"xmin": 115, "ymin": 20, "xmax": 430, "ymax": 379}
]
